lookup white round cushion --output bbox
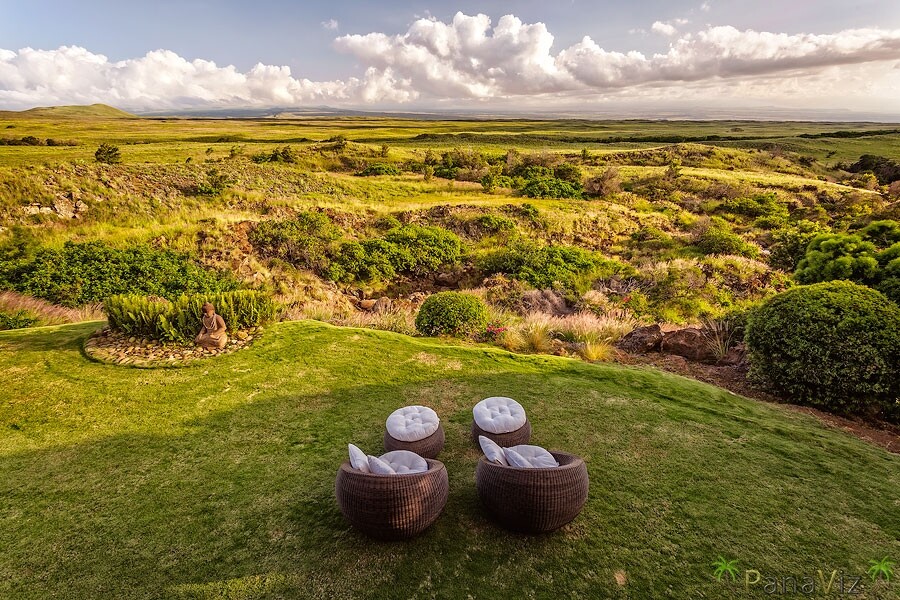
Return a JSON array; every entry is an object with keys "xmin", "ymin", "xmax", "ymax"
[
  {"xmin": 368, "ymin": 450, "xmax": 429, "ymax": 475},
  {"xmin": 386, "ymin": 405, "xmax": 440, "ymax": 442},
  {"xmin": 504, "ymin": 444, "xmax": 559, "ymax": 469},
  {"xmin": 473, "ymin": 397, "xmax": 527, "ymax": 434}
]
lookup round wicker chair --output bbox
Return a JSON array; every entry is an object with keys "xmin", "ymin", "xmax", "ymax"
[
  {"xmin": 471, "ymin": 418, "xmax": 531, "ymax": 448},
  {"xmin": 475, "ymin": 451, "xmax": 588, "ymax": 533},
  {"xmin": 383, "ymin": 423, "xmax": 445, "ymax": 458},
  {"xmin": 335, "ymin": 458, "xmax": 449, "ymax": 540}
]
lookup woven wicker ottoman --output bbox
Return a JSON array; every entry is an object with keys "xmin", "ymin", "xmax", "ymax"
[
  {"xmin": 471, "ymin": 396, "xmax": 531, "ymax": 448},
  {"xmin": 383, "ymin": 405, "xmax": 445, "ymax": 459},
  {"xmin": 335, "ymin": 458, "xmax": 449, "ymax": 540},
  {"xmin": 475, "ymin": 451, "xmax": 588, "ymax": 533}
]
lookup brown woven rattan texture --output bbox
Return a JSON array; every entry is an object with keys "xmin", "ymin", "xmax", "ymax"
[
  {"xmin": 335, "ymin": 458, "xmax": 449, "ymax": 540},
  {"xmin": 471, "ymin": 418, "xmax": 531, "ymax": 448},
  {"xmin": 475, "ymin": 451, "xmax": 588, "ymax": 533},
  {"xmin": 383, "ymin": 423, "xmax": 445, "ymax": 458}
]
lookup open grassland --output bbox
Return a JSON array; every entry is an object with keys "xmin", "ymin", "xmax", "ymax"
[{"xmin": 1, "ymin": 320, "xmax": 898, "ymax": 599}]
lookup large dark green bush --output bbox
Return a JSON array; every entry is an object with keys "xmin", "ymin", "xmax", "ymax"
[
  {"xmin": 104, "ymin": 290, "xmax": 278, "ymax": 342},
  {"xmin": 95, "ymin": 143, "xmax": 121, "ymax": 164},
  {"xmin": 415, "ymin": 292, "xmax": 488, "ymax": 337},
  {"xmin": 249, "ymin": 212, "xmax": 341, "ymax": 270},
  {"xmin": 9, "ymin": 241, "xmax": 237, "ymax": 307},
  {"xmin": 746, "ymin": 281, "xmax": 900, "ymax": 422}
]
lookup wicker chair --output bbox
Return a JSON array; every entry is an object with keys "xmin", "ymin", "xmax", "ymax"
[
  {"xmin": 475, "ymin": 451, "xmax": 588, "ymax": 533},
  {"xmin": 335, "ymin": 458, "xmax": 449, "ymax": 540},
  {"xmin": 383, "ymin": 423, "xmax": 445, "ymax": 459},
  {"xmin": 471, "ymin": 418, "xmax": 531, "ymax": 448}
]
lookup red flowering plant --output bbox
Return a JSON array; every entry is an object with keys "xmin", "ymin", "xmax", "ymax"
[{"xmin": 479, "ymin": 321, "xmax": 508, "ymax": 342}]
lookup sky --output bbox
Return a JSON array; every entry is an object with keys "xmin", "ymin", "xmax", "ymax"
[{"xmin": 2, "ymin": 0, "xmax": 900, "ymax": 116}]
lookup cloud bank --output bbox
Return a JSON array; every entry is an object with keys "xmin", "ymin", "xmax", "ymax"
[{"xmin": 2, "ymin": 12, "xmax": 899, "ymax": 111}]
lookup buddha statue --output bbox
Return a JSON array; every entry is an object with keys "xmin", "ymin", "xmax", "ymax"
[{"xmin": 195, "ymin": 302, "xmax": 228, "ymax": 349}]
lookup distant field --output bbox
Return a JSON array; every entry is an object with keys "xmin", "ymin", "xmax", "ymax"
[{"xmin": 2, "ymin": 108, "xmax": 900, "ymax": 166}]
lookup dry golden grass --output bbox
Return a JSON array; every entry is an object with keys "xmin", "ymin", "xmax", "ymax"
[{"xmin": 0, "ymin": 292, "xmax": 104, "ymax": 325}]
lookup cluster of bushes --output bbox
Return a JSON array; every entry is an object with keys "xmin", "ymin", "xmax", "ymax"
[
  {"xmin": 328, "ymin": 225, "xmax": 462, "ymax": 283},
  {"xmin": 694, "ymin": 220, "xmax": 759, "ymax": 258},
  {"xmin": 251, "ymin": 146, "xmax": 297, "ymax": 164},
  {"xmin": 794, "ymin": 220, "xmax": 900, "ymax": 303},
  {"xmin": 104, "ymin": 290, "xmax": 277, "ymax": 342},
  {"xmin": 747, "ymin": 281, "xmax": 900, "ymax": 423},
  {"xmin": 248, "ymin": 212, "xmax": 341, "ymax": 271},
  {"xmin": 479, "ymin": 239, "xmax": 632, "ymax": 292},
  {"xmin": 1, "ymin": 241, "xmax": 238, "ymax": 307}
]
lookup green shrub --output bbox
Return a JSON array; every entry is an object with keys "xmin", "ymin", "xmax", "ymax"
[
  {"xmin": 251, "ymin": 146, "xmax": 297, "ymax": 164},
  {"xmin": 520, "ymin": 178, "xmax": 583, "ymax": 199},
  {"xmin": 357, "ymin": 163, "xmax": 401, "ymax": 177},
  {"xmin": 0, "ymin": 309, "xmax": 37, "ymax": 330},
  {"xmin": 768, "ymin": 220, "xmax": 830, "ymax": 271},
  {"xmin": 480, "ymin": 239, "xmax": 632, "ymax": 292},
  {"xmin": 553, "ymin": 163, "xmax": 583, "ymax": 184},
  {"xmin": 11, "ymin": 241, "xmax": 237, "ymax": 307},
  {"xmin": 415, "ymin": 292, "xmax": 489, "ymax": 337},
  {"xmin": 326, "ymin": 240, "xmax": 401, "ymax": 283},
  {"xmin": 195, "ymin": 169, "xmax": 232, "ymax": 195},
  {"xmin": 104, "ymin": 290, "xmax": 278, "ymax": 342},
  {"xmin": 383, "ymin": 225, "xmax": 461, "ymax": 275},
  {"xmin": 696, "ymin": 224, "xmax": 759, "ymax": 258},
  {"xmin": 746, "ymin": 281, "xmax": 900, "ymax": 422},
  {"xmin": 95, "ymin": 143, "xmax": 121, "ymax": 164},
  {"xmin": 794, "ymin": 234, "xmax": 879, "ymax": 284},
  {"xmin": 249, "ymin": 212, "xmax": 341, "ymax": 271}
]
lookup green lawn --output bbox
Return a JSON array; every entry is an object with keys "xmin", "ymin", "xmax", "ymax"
[{"xmin": 1, "ymin": 321, "xmax": 898, "ymax": 599}]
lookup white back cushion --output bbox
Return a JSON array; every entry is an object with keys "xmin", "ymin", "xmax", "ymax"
[
  {"xmin": 367, "ymin": 451, "xmax": 429, "ymax": 475},
  {"xmin": 348, "ymin": 443, "xmax": 370, "ymax": 472},
  {"xmin": 478, "ymin": 435, "xmax": 508, "ymax": 465},
  {"xmin": 379, "ymin": 450, "xmax": 428, "ymax": 474},
  {"xmin": 473, "ymin": 397, "xmax": 527, "ymax": 434},
  {"xmin": 504, "ymin": 445, "xmax": 559, "ymax": 469},
  {"xmin": 386, "ymin": 405, "xmax": 440, "ymax": 442}
]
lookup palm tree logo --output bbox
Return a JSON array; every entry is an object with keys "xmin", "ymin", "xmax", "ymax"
[
  {"xmin": 712, "ymin": 556, "xmax": 740, "ymax": 582},
  {"xmin": 867, "ymin": 557, "xmax": 894, "ymax": 582}
]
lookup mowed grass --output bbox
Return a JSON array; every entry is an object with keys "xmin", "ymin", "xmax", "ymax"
[{"xmin": 1, "ymin": 321, "xmax": 898, "ymax": 599}]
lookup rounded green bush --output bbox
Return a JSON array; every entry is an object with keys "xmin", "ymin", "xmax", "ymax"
[
  {"xmin": 415, "ymin": 292, "xmax": 489, "ymax": 337},
  {"xmin": 746, "ymin": 281, "xmax": 900, "ymax": 422}
]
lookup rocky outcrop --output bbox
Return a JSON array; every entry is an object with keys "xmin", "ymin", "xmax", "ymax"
[
  {"xmin": 660, "ymin": 328, "xmax": 717, "ymax": 363},
  {"xmin": 616, "ymin": 324, "xmax": 665, "ymax": 353}
]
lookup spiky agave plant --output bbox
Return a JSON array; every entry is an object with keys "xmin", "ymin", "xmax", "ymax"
[{"xmin": 712, "ymin": 557, "xmax": 740, "ymax": 582}]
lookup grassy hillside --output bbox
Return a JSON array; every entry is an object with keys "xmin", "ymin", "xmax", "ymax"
[
  {"xmin": 0, "ymin": 321, "xmax": 897, "ymax": 599},
  {"xmin": 0, "ymin": 103, "xmax": 135, "ymax": 120}
]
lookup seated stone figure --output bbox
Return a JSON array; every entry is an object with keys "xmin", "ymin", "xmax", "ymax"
[{"xmin": 195, "ymin": 302, "xmax": 228, "ymax": 349}]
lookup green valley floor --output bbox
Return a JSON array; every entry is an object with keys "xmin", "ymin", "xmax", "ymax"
[{"xmin": 0, "ymin": 321, "xmax": 898, "ymax": 599}]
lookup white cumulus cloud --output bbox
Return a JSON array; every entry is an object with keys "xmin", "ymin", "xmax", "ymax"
[{"xmin": 2, "ymin": 12, "xmax": 900, "ymax": 111}]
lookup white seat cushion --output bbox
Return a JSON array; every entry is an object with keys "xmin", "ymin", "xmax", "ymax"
[
  {"xmin": 478, "ymin": 435, "xmax": 508, "ymax": 466},
  {"xmin": 348, "ymin": 443, "xmax": 370, "ymax": 472},
  {"xmin": 504, "ymin": 445, "xmax": 559, "ymax": 469},
  {"xmin": 367, "ymin": 450, "xmax": 429, "ymax": 475},
  {"xmin": 473, "ymin": 397, "xmax": 527, "ymax": 434},
  {"xmin": 386, "ymin": 405, "xmax": 440, "ymax": 442}
]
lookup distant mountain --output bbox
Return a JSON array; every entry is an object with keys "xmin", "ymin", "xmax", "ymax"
[{"xmin": 0, "ymin": 104, "xmax": 135, "ymax": 119}]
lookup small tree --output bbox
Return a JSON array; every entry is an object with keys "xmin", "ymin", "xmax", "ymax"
[
  {"xmin": 95, "ymin": 143, "xmax": 122, "ymax": 164},
  {"xmin": 585, "ymin": 167, "xmax": 621, "ymax": 197},
  {"xmin": 380, "ymin": 144, "xmax": 390, "ymax": 158},
  {"xmin": 423, "ymin": 165, "xmax": 434, "ymax": 182}
]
